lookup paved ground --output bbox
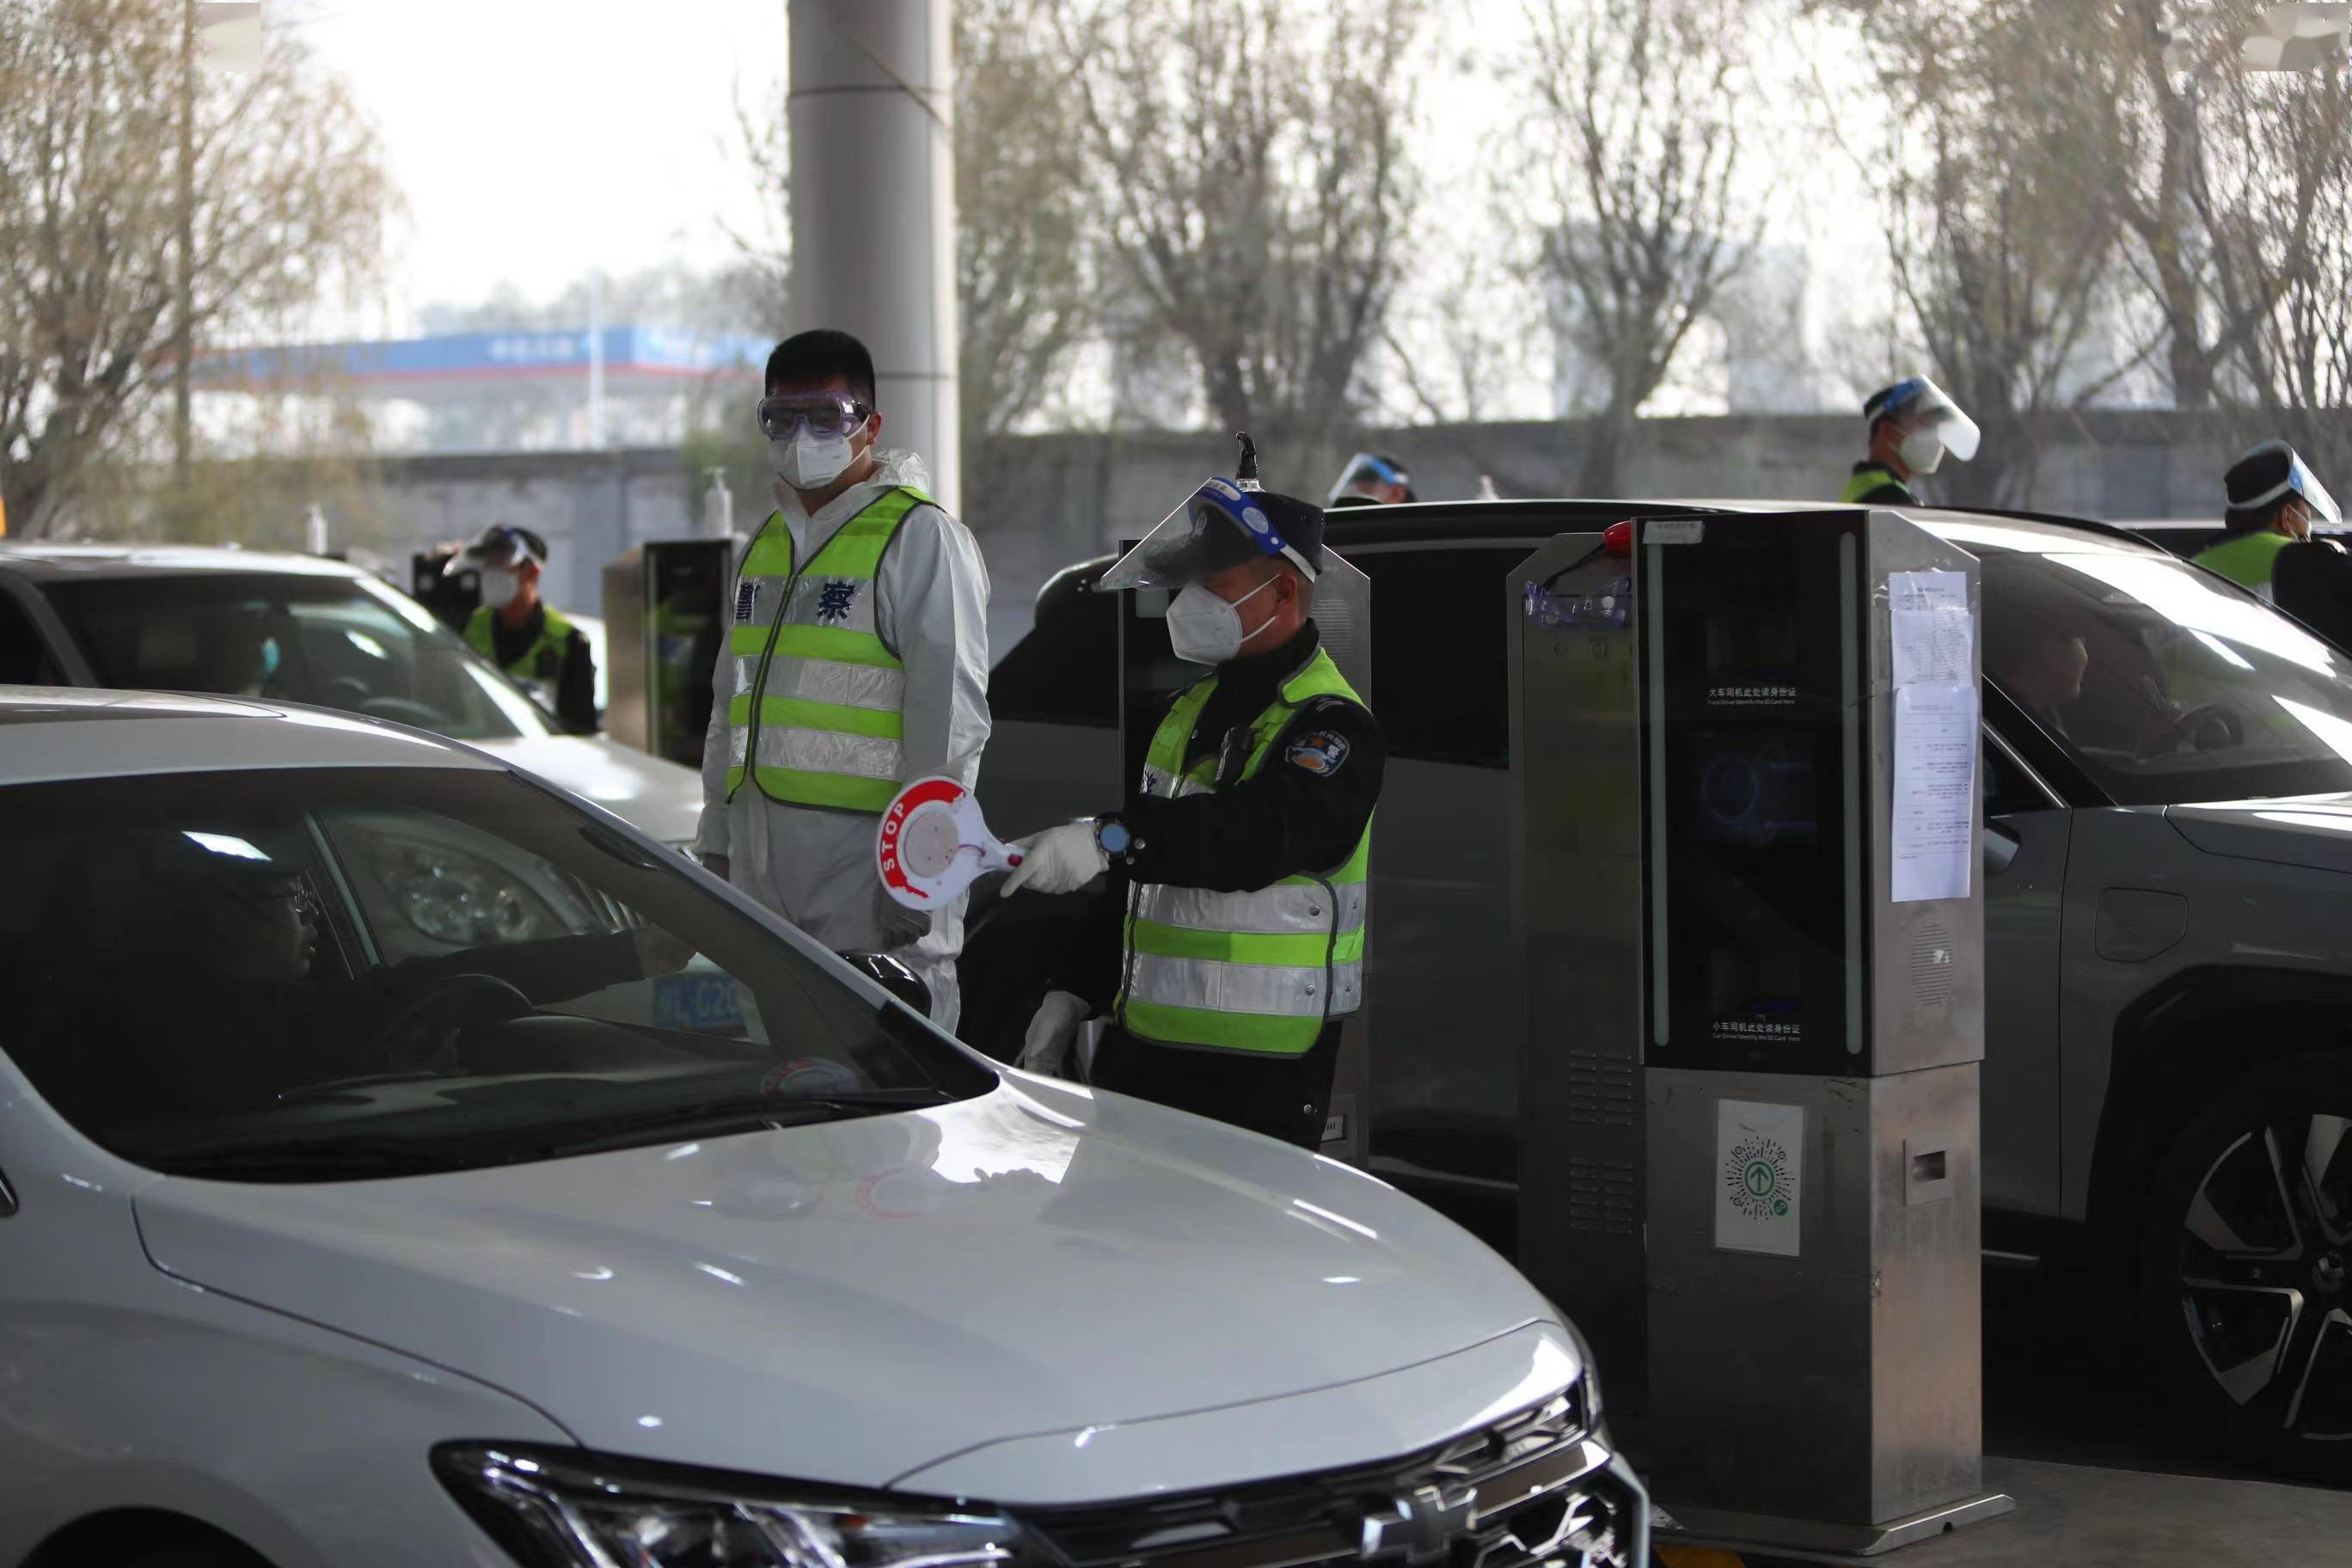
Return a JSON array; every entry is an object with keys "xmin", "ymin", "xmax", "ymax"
[
  {"xmin": 1706, "ymin": 1271, "xmax": 2352, "ymax": 1565},
  {"xmin": 1418, "ymin": 1187, "xmax": 2346, "ymax": 1561},
  {"xmin": 1834, "ymin": 1456, "xmax": 2352, "ymax": 1566}
]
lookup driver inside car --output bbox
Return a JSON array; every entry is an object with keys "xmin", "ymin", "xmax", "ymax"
[
  {"xmin": 23, "ymin": 827, "xmax": 695, "ymax": 1125},
  {"xmin": 1994, "ymin": 625, "xmax": 2091, "ymax": 740}
]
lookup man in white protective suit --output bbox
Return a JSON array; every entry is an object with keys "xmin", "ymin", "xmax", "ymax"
[{"xmin": 695, "ymin": 329, "xmax": 991, "ymax": 1029}]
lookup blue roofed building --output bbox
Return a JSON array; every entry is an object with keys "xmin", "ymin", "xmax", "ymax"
[{"xmin": 193, "ymin": 325, "xmax": 770, "ymax": 453}]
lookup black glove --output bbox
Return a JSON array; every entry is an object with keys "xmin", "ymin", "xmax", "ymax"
[{"xmin": 876, "ymin": 886, "xmax": 934, "ymax": 950}]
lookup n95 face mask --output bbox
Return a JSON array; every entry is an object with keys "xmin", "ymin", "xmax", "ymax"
[
  {"xmin": 479, "ymin": 566, "xmax": 520, "ymax": 609},
  {"xmin": 1899, "ymin": 427, "xmax": 1945, "ymax": 476},
  {"xmin": 768, "ymin": 413, "xmax": 868, "ymax": 491},
  {"xmin": 1166, "ymin": 577, "xmax": 1275, "ymax": 665}
]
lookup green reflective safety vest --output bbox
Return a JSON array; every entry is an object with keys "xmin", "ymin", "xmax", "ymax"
[
  {"xmin": 466, "ymin": 603, "xmax": 577, "ymax": 685},
  {"xmin": 1115, "ymin": 647, "xmax": 1374, "ymax": 1056},
  {"xmin": 1840, "ymin": 464, "xmax": 1919, "ymax": 506},
  {"xmin": 2193, "ymin": 530, "xmax": 2291, "ymax": 601},
  {"xmin": 726, "ymin": 487, "xmax": 926, "ymax": 812}
]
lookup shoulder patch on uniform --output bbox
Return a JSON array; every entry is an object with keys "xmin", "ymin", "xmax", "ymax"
[{"xmin": 1287, "ymin": 729, "xmax": 1351, "ymax": 777}]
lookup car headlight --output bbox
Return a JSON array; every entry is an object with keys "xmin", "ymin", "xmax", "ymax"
[
  {"xmin": 1553, "ymin": 1310, "xmax": 1604, "ymax": 1427},
  {"xmin": 433, "ymin": 1444, "xmax": 1034, "ymax": 1568},
  {"xmin": 372, "ymin": 836, "xmax": 560, "ymax": 945}
]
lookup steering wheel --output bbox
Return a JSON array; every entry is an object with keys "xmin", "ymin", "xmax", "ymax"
[
  {"xmin": 277, "ymin": 975, "xmax": 535, "ymax": 1102},
  {"xmin": 2136, "ymin": 702, "xmax": 2245, "ymax": 760},
  {"xmin": 353, "ymin": 971, "xmax": 533, "ymax": 1077},
  {"xmin": 358, "ymin": 695, "xmax": 450, "ymax": 727}
]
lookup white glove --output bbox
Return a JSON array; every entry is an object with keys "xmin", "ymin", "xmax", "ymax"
[
  {"xmin": 1001, "ymin": 821, "xmax": 1109, "ymax": 897},
  {"xmin": 1018, "ymin": 990, "xmax": 1093, "ymax": 1076}
]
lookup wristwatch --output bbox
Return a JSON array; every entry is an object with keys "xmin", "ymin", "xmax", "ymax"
[{"xmin": 1093, "ymin": 817, "xmax": 1133, "ymax": 861}]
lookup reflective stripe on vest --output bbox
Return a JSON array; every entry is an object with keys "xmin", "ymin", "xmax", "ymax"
[
  {"xmin": 1840, "ymin": 465, "xmax": 1914, "ymax": 505},
  {"xmin": 2194, "ymin": 530, "xmax": 2291, "ymax": 601},
  {"xmin": 466, "ymin": 604, "xmax": 576, "ymax": 683},
  {"xmin": 725, "ymin": 488, "xmax": 927, "ymax": 812},
  {"xmin": 1115, "ymin": 646, "xmax": 1373, "ymax": 1056}
]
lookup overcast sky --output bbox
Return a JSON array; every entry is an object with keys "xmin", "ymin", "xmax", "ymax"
[
  {"xmin": 279, "ymin": 0, "xmax": 791, "ymax": 328},
  {"xmin": 270, "ymin": 0, "xmax": 1881, "ymax": 417}
]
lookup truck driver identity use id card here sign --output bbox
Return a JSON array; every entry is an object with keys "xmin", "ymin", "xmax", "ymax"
[
  {"xmin": 1715, "ymin": 1099, "xmax": 1806, "ymax": 1258},
  {"xmin": 1888, "ymin": 570, "xmax": 1977, "ymax": 904}
]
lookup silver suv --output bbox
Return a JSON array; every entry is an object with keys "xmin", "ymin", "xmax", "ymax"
[{"xmin": 970, "ymin": 499, "xmax": 2352, "ymax": 1482}]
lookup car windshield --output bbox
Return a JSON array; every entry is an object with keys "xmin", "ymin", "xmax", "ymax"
[
  {"xmin": 41, "ymin": 572, "xmax": 554, "ymax": 741},
  {"xmin": 0, "ymin": 767, "xmax": 994, "ymax": 1181},
  {"xmin": 1981, "ymin": 543, "xmax": 2352, "ymax": 805}
]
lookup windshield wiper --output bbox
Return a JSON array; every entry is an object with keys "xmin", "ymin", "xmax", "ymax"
[
  {"xmin": 763, "ymin": 1087, "xmax": 959, "ymax": 1107},
  {"xmin": 524, "ymin": 1086, "xmax": 959, "ymax": 1161},
  {"xmin": 148, "ymin": 1088, "xmax": 965, "ymax": 1176},
  {"xmin": 147, "ymin": 1135, "xmax": 478, "ymax": 1183}
]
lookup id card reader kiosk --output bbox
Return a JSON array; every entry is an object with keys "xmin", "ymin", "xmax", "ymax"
[{"xmin": 1512, "ymin": 510, "xmax": 2013, "ymax": 1556}]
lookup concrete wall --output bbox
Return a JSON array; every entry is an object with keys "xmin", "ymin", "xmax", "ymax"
[{"xmin": 371, "ymin": 411, "xmax": 2242, "ymax": 658}]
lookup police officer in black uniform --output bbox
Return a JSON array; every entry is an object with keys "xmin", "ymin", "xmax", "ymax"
[
  {"xmin": 450, "ymin": 524, "xmax": 599, "ymax": 733},
  {"xmin": 998, "ymin": 483, "xmax": 1384, "ymax": 1148},
  {"xmin": 1842, "ymin": 377, "xmax": 1980, "ymax": 507}
]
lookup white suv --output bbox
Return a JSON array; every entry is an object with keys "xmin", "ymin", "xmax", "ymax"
[
  {"xmin": 0, "ymin": 688, "xmax": 1644, "ymax": 1568},
  {"xmin": 0, "ymin": 542, "xmax": 701, "ymax": 844}
]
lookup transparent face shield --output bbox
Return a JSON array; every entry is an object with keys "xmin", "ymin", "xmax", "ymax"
[
  {"xmin": 1096, "ymin": 479, "xmax": 1318, "ymax": 592},
  {"xmin": 1893, "ymin": 377, "xmax": 1981, "ymax": 462},
  {"xmin": 2239, "ymin": 449, "xmax": 2344, "ymax": 531},
  {"xmin": 1327, "ymin": 451, "xmax": 1412, "ymax": 505},
  {"xmin": 446, "ymin": 524, "xmax": 543, "ymax": 576}
]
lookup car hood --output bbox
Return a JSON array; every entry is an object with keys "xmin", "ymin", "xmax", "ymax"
[
  {"xmin": 132, "ymin": 1081, "xmax": 1553, "ymax": 1494},
  {"xmin": 2169, "ymin": 793, "xmax": 2352, "ymax": 876},
  {"xmin": 475, "ymin": 734, "xmax": 701, "ymax": 844}
]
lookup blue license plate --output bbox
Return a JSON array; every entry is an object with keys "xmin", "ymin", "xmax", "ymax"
[{"xmin": 653, "ymin": 973, "xmax": 744, "ymax": 1032}]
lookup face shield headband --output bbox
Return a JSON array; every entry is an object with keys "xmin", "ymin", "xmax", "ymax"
[{"xmin": 1095, "ymin": 478, "xmax": 1320, "ymax": 592}]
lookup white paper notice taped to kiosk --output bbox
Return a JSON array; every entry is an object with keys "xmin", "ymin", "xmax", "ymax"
[
  {"xmin": 1716, "ymin": 1099, "xmax": 1805, "ymax": 1257},
  {"xmin": 1889, "ymin": 568, "xmax": 1973, "ymax": 686},
  {"xmin": 1891, "ymin": 682, "xmax": 1979, "ymax": 903}
]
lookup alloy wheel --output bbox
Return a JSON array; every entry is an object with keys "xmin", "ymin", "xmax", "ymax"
[{"xmin": 2175, "ymin": 1116, "xmax": 2352, "ymax": 1445}]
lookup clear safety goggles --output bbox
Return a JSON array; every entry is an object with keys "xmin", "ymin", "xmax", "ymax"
[
  {"xmin": 1881, "ymin": 376, "xmax": 1981, "ymax": 462},
  {"xmin": 1097, "ymin": 480, "xmax": 1318, "ymax": 592},
  {"xmin": 2239, "ymin": 446, "xmax": 2343, "ymax": 531},
  {"xmin": 756, "ymin": 392, "xmax": 873, "ymax": 440}
]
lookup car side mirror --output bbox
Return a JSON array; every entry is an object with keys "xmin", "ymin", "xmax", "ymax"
[
  {"xmin": 1983, "ymin": 820, "xmax": 2020, "ymax": 876},
  {"xmin": 839, "ymin": 950, "xmax": 934, "ymax": 1017}
]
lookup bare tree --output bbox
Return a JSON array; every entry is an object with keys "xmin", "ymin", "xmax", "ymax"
[
  {"xmin": 2233, "ymin": 58, "xmax": 2352, "ymax": 485},
  {"xmin": 1057, "ymin": 0, "xmax": 1425, "ymax": 487},
  {"xmin": 724, "ymin": 83, "xmax": 793, "ymax": 329},
  {"xmin": 2098, "ymin": 0, "xmax": 2352, "ymax": 412},
  {"xmin": 1841, "ymin": 0, "xmax": 2128, "ymax": 505},
  {"xmin": 1521, "ymin": 0, "xmax": 1763, "ymax": 497},
  {"xmin": 69, "ymin": 390, "xmax": 397, "ymax": 550},
  {"xmin": 956, "ymin": 0, "xmax": 1100, "ymax": 517},
  {"xmin": 0, "ymin": 0, "xmax": 392, "ymax": 539}
]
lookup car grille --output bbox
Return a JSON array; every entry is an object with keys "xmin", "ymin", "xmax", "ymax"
[{"xmin": 1016, "ymin": 1389, "xmax": 1641, "ymax": 1568}]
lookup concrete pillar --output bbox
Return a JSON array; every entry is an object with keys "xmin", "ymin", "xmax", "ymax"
[{"xmin": 788, "ymin": 0, "xmax": 959, "ymax": 516}]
